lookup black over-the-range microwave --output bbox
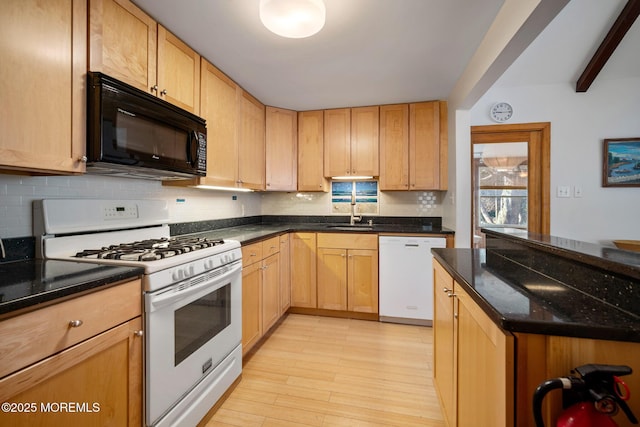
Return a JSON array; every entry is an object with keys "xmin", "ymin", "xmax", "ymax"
[{"xmin": 86, "ymin": 71, "xmax": 207, "ymax": 180}]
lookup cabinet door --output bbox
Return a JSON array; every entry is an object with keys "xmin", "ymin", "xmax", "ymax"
[
  {"xmin": 379, "ymin": 104, "xmax": 409, "ymax": 190},
  {"xmin": 317, "ymin": 248, "xmax": 348, "ymax": 311},
  {"xmin": 265, "ymin": 107, "xmax": 297, "ymax": 191},
  {"xmin": 0, "ymin": 0, "xmax": 86, "ymax": 174},
  {"xmin": 290, "ymin": 233, "xmax": 317, "ymax": 308},
  {"xmin": 157, "ymin": 25, "xmax": 200, "ymax": 114},
  {"xmin": 298, "ymin": 111, "xmax": 328, "ymax": 191},
  {"xmin": 455, "ymin": 283, "xmax": 514, "ymax": 427},
  {"xmin": 262, "ymin": 254, "xmax": 281, "ymax": 333},
  {"xmin": 200, "ymin": 60, "xmax": 239, "ymax": 187},
  {"xmin": 238, "ymin": 91, "xmax": 266, "ymax": 190},
  {"xmin": 0, "ymin": 317, "xmax": 142, "ymax": 427},
  {"xmin": 89, "ymin": 0, "xmax": 157, "ymax": 94},
  {"xmin": 350, "ymin": 106, "xmax": 379, "ymax": 177},
  {"xmin": 279, "ymin": 234, "xmax": 291, "ymax": 315},
  {"xmin": 433, "ymin": 260, "xmax": 456, "ymax": 427},
  {"xmin": 323, "ymin": 108, "xmax": 351, "ymax": 177},
  {"xmin": 410, "ymin": 101, "xmax": 447, "ymax": 190},
  {"xmin": 347, "ymin": 249, "xmax": 378, "ymax": 313},
  {"xmin": 242, "ymin": 262, "xmax": 262, "ymax": 355}
]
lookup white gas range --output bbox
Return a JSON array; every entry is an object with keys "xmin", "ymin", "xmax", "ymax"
[{"xmin": 34, "ymin": 199, "xmax": 242, "ymax": 427}]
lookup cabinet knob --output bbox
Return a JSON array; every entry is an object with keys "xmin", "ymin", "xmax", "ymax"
[
  {"xmin": 151, "ymin": 85, "xmax": 158, "ymax": 92},
  {"xmin": 68, "ymin": 319, "xmax": 83, "ymax": 328},
  {"xmin": 160, "ymin": 89, "xmax": 167, "ymax": 96},
  {"xmin": 443, "ymin": 287, "xmax": 451, "ymax": 293},
  {"xmin": 134, "ymin": 330, "xmax": 144, "ymax": 337},
  {"xmin": 78, "ymin": 155, "xmax": 87, "ymax": 163},
  {"xmin": 447, "ymin": 292, "xmax": 456, "ymax": 298}
]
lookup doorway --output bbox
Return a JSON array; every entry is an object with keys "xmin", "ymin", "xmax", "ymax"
[{"xmin": 471, "ymin": 123, "xmax": 550, "ymax": 247}]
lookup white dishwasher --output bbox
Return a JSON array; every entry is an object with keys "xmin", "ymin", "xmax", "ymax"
[{"xmin": 379, "ymin": 235, "xmax": 447, "ymax": 325}]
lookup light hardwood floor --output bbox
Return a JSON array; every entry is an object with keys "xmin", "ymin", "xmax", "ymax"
[{"xmin": 206, "ymin": 314, "xmax": 445, "ymax": 426}]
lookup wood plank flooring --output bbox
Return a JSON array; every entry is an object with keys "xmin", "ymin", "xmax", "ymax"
[{"xmin": 206, "ymin": 314, "xmax": 445, "ymax": 426}]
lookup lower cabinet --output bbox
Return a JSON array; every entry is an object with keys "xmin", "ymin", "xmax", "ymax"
[
  {"xmin": 290, "ymin": 232, "xmax": 317, "ymax": 308},
  {"xmin": 433, "ymin": 260, "xmax": 514, "ymax": 427},
  {"xmin": 0, "ymin": 280, "xmax": 143, "ymax": 427},
  {"xmin": 279, "ymin": 233, "xmax": 291, "ymax": 315},
  {"xmin": 241, "ymin": 236, "xmax": 283, "ymax": 355},
  {"xmin": 316, "ymin": 233, "xmax": 379, "ymax": 314}
]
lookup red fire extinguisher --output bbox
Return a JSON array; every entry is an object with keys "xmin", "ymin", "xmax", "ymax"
[{"xmin": 533, "ymin": 364, "xmax": 638, "ymax": 427}]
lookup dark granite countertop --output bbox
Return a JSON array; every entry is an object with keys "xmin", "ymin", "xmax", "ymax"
[
  {"xmin": 172, "ymin": 216, "xmax": 454, "ymax": 245},
  {"xmin": 432, "ymin": 248, "xmax": 640, "ymax": 343},
  {"xmin": 0, "ymin": 259, "xmax": 143, "ymax": 318}
]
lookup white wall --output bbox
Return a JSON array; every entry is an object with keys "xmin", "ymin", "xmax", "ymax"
[
  {"xmin": 0, "ymin": 175, "xmax": 261, "ymax": 239},
  {"xmin": 470, "ymin": 76, "xmax": 640, "ymax": 245},
  {"xmin": 0, "ymin": 174, "xmax": 444, "ymax": 239}
]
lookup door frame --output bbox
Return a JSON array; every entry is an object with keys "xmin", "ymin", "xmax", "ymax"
[{"xmin": 470, "ymin": 122, "xmax": 550, "ymax": 243}]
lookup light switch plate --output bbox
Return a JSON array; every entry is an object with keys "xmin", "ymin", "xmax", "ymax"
[{"xmin": 557, "ymin": 186, "xmax": 571, "ymax": 198}]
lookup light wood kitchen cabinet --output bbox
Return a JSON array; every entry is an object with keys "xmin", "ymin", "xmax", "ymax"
[
  {"xmin": 90, "ymin": 0, "xmax": 200, "ymax": 114},
  {"xmin": 0, "ymin": 279, "xmax": 143, "ymax": 427},
  {"xmin": 409, "ymin": 101, "xmax": 448, "ymax": 190},
  {"xmin": 455, "ymin": 283, "xmax": 514, "ymax": 427},
  {"xmin": 279, "ymin": 234, "xmax": 292, "ymax": 315},
  {"xmin": 379, "ymin": 104, "xmax": 410, "ymax": 190},
  {"xmin": 156, "ymin": 25, "xmax": 200, "ymax": 114},
  {"xmin": 0, "ymin": 0, "xmax": 86, "ymax": 175},
  {"xmin": 324, "ymin": 107, "xmax": 379, "ymax": 177},
  {"xmin": 298, "ymin": 111, "xmax": 329, "ymax": 192},
  {"xmin": 379, "ymin": 101, "xmax": 448, "ymax": 190},
  {"xmin": 433, "ymin": 260, "xmax": 456, "ymax": 427},
  {"xmin": 241, "ymin": 261, "xmax": 262, "ymax": 354},
  {"xmin": 198, "ymin": 59, "xmax": 240, "ymax": 187},
  {"xmin": 290, "ymin": 233, "xmax": 317, "ymax": 309},
  {"xmin": 433, "ymin": 259, "xmax": 515, "ymax": 427},
  {"xmin": 238, "ymin": 91, "xmax": 266, "ymax": 190},
  {"xmin": 316, "ymin": 233, "xmax": 378, "ymax": 314},
  {"xmin": 241, "ymin": 237, "xmax": 281, "ymax": 355},
  {"xmin": 265, "ymin": 107, "xmax": 297, "ymax": 191}
]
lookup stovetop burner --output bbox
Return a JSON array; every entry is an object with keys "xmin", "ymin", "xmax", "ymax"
[{"xmin": 74, "ymin": 237, "xmax": 226, "ymax": 262}]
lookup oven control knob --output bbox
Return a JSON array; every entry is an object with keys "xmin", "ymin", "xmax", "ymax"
[{"xmin": 172, "ymin": 270, "xmax": 184, "ymax": 281}]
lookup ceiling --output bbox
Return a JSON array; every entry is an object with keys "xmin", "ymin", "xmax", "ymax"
[{"xmin": 132, "ymin": 0, "xmax": 639, "ymax": 111}]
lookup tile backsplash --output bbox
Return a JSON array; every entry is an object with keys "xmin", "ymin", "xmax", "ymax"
[{"xmin": 0, "ymin": 174, "xmax": 444, "ymax": 238}]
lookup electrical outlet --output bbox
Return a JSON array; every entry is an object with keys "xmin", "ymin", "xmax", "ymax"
[{"xmin": 556, "ymin": 186, "xmax": 571, "ymax": 198}]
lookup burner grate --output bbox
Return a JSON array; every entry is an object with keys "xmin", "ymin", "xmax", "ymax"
[{"xmin": 74, "ymin": 237, "xmax": 226, "ymax": 262}]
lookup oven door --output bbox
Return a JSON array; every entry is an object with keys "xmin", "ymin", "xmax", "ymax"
[{"xmin": 145, "ymin": 259, "xmax": 241, "ymax": 426}]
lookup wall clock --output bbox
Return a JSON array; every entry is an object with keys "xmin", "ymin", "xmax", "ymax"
[{"xmin": 490, "ymin": 102, "xmax": 513, "ymax": 122}]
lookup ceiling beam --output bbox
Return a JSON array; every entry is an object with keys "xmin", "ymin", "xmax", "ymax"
[{"xmin": 576, "ymin": 0, "xmax": 640, "ymax": 92}]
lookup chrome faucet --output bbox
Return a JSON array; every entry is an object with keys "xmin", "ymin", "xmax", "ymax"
[{"xmin": 350, "ymin": 193, "xmax": 362, "ymax": 225}]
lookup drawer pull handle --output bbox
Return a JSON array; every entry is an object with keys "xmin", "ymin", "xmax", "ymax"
[
  {"xmin": 69, "ymin": 319, "xmax": 83, "ymax": 328},
  {"xmin": 134, "ymin": 330, "xmax": 144, "ymax": 337}
]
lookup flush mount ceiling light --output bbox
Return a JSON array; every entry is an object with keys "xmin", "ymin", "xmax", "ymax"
[{"xmin": 259, "ymin": 0, "xmax": 326, "ymax": 39}]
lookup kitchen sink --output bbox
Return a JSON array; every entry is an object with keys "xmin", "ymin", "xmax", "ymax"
[{"xmin": 326, "ymin": 225, "xmax": 374, "ymax": 231}]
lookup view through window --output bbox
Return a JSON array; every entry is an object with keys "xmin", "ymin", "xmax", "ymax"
[{"xmin": 472, "ymin": 142, "xmax": 528, "ymax": 247}]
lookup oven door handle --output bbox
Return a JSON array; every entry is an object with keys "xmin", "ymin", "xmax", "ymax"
[{"xmin": 147, "ymin": 261, "xmax": 241, "ymax": 312}]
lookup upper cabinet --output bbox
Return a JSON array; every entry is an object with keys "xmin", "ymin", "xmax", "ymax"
[
  {"xmin": 0, "ymin": 0, "xmax": 87, "ymax": 175},
  {"xmin": 379, "ymin": 101, "xmax": 448, "ymax": 191},
  {"xmin": 198, "ymin": 59, "xmax": 240, "ymax": 188},
  {"xmin": 324, "ymin": 107, "xmax": 379, "ymax": 178},
  {"xmin": 297, "ymin": 110, "xmax": 328, "ymax": 192},
  {"xmin": 89, "ymin": 0, "xmax": 200, "ymax": 114},
  {"xmin": 265, "ymin": 107, "xmax": 297, "ymax": 191},
  {"xmin": 238, "ymin": 91, "xmax": 266, "ymax": 190}
]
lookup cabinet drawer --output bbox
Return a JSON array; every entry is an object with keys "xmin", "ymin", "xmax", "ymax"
[
  {"xmin": 0, "ymin": 278, "xmax": 141, "ymax": 379},
  {"xmin": 262, "ymin": 236, "xmax": 280, "ymax": 257},
  {"xmin": 317, "ymin": 233, "xmax": 378, "ymax": 250},
  {"xmin": 242, "ymin": 242, "xmax": 263, "ymax": 266}
]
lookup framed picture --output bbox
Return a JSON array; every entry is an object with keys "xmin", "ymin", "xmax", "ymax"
[{"xmin": 603, "ymin": 138, "xmax": 640, "ymax": 187}]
